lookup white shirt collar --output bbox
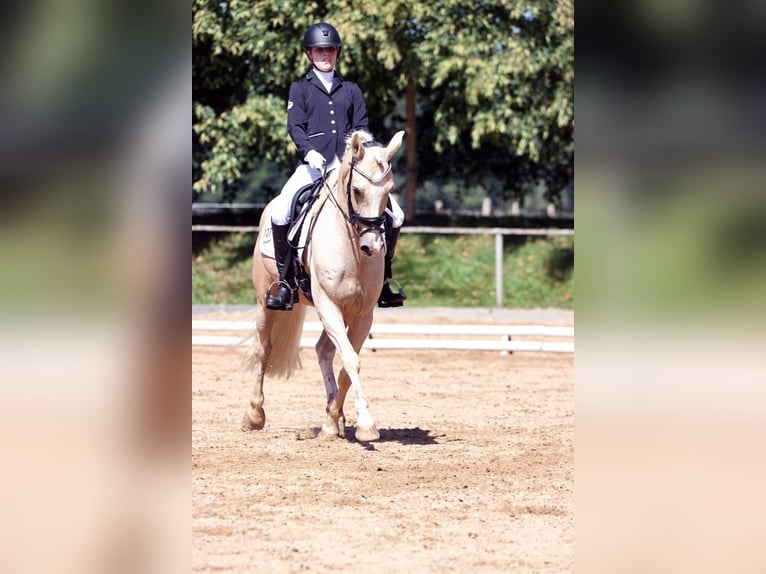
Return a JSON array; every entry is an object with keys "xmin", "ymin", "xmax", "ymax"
[{"xmin": 313, "ymin": 69, "xmax": 335, "ymax": 92}]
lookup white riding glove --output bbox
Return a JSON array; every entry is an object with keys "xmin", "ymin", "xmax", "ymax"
[{"xmin": 305, "ymin": 150, "xmax": 326, "ymax": 171}]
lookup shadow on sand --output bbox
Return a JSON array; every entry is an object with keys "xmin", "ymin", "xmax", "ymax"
[
  {"xmin": 295, "ymin": 426, "xmax": 443, "ymax": 450},
  {"xmin": 375, "ymin": 427, "xmax": 442, "ymax": 445}
]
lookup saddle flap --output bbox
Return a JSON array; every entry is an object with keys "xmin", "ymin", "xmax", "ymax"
[{"xmin": 287, "ymin": 179, "xmax": 324, "ymax": 243}]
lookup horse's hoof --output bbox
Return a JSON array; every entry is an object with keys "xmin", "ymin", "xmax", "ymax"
[
  {"xmin": 241, "ymin": 409, "xmax": 265, "ymax": 431},
  {"xmin": 321, "ymin": 421, "xmax": 339, "ymax": 437},
  {"xmin": 355, "ymin": 425, "xmax": 380, "ymax": 442}
]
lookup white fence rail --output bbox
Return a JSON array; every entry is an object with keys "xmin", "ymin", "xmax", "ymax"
[{"xmin": 192, "ymin": 320, "xmax": 574, "ymax": 353}]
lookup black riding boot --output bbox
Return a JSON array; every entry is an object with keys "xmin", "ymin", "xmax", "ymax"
[
  {"xmin": 265, "ymin": 222, "xmax": 298, "ymax": 311},
  {"xmin": 378, "ymin": 226, "xmax": 406, "ymax": 308}
]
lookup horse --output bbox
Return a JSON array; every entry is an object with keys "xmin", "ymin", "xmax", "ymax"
[{"xmin": 242, "ymin": 129, "xmax": 405, "ymax": 441}]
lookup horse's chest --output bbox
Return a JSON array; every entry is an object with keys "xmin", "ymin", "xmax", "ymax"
[
  {"xmin": 318, "ymin": 268, "xmax": 360, "ymax": 294},
  {"xmin": 315, "ymin": 265, "xmax": 379, "ymax": 302}
]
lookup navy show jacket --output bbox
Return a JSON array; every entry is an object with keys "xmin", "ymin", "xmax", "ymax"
[{"xmin": 286, "ymin": 69, "xmax": 369, "ymax": 165}]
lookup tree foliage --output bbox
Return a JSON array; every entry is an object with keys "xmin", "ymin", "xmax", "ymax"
[{"xmin": 193, "ymin": 0, "xmax": 573, "ymax": 206}]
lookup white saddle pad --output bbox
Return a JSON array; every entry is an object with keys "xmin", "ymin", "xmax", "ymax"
[
  {"xmin": 259, "ymin": 216, "xmax": 310, "ymax": 260},
  {"xmin": 259, "ymin": 218, "xmax": 275, "ymax": 259}
]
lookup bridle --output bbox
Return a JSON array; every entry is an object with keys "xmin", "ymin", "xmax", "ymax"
[{"xmin": 325, "ymin": 141, "xmax": 391, "ymax": 236}]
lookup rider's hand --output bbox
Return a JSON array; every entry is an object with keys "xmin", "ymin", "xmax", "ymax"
[{"xmin": 305, "ymin": 150, "xmax": 326, "ymax": 171}]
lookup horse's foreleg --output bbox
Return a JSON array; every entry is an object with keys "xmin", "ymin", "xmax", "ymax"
[
  {"xmin": 343, "ymin": 314, "xmax": 379, "ymax": 442},
  {"xmin": 315, "ymin": 306, "xmax": 378, "ymax": 441},
  {"xmin": 316, "ymin": 331, "xmax": 343, "ymax": 437},
  {"xmin": 327, "ymin": 346, "xmax": 377, "ymax": 441}
]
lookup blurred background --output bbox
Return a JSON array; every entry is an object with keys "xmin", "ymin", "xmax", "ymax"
[
  {"xmin": 1, "ymin": 0, "xmax": 765, "ymax": 572},
  {"xmin": 191, "ymin": 1, "xmax": 575, "ymax": 312},
  {"xmin": 192, "ymin": 1, "xmax": 574, "ymax": 216},
  {"xmin": 1, "ymin": 0, "xmax": 188, "ymax": 572},
  {"xmin": 577, "ymin": 0, "xmax": 766, "ymax": 572}
]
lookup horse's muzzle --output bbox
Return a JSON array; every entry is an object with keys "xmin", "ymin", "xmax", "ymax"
[
  {"xmin": 360, "ymin": 244, "xmax": 376, "ymax": 257},
  {"xmin": 359, "ymin": 233, "xmax": 384, "ymax": 257}
]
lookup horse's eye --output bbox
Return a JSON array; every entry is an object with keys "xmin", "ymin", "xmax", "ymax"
[{"xmin": 352, "ymin": 186, "xmax": 362, "ymax": 197}]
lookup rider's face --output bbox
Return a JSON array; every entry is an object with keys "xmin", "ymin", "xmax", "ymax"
[{"xmin": 307, "ymin": 47, "xmax": 339, "ymax": 72}]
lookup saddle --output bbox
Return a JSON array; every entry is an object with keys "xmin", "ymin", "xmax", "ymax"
[
  {"xmin": 285, "ymin": 177, "xmax": 327, "ymax": 303},
  {"xmin": 287, "ymin": 180, "xmax": 323, "ymax": 240}
]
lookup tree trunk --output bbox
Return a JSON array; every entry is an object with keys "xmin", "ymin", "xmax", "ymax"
[{"xmin": 406, "ymin": 81, "xmax": 417, "ymax": 219}]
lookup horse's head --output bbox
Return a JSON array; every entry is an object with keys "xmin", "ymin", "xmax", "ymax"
[{"xmin": 339, "ymin": 130, "xmax": 405, "ymax": 257}]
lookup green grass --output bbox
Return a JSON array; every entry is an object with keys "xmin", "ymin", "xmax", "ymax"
[
  {"xmin": 192, "ymin": 232, "xmax": 574, "ymax": 308},
  {"xmin": 192, "ymin": 232, "xmax": 256, "ymax": 305}
]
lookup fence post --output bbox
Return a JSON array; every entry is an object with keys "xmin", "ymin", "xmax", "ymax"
[
  {"xmin": 481, "ymin": 197, "xmax": 492, "ymax": 216},
  {"xmin": 495, "ymin": 231, "xmax": 504, "ymax": 308}
]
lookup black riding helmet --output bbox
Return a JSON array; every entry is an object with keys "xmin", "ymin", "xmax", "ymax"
[{"xmin": 303, "ymin": 22, "xmax": 342, "ymax": 50}]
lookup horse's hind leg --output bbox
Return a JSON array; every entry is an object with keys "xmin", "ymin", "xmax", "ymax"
[
  {"xmin": 241, "ymin": 306, "xmax": 271, "ymax": 431},
  {"xmin": 317, "ymin": 330, "xmax": 345, "ymax": 437},
  {"xmin": 334, "ymin": 368, "xmax": 352, "ymax": 437},
  {"xmin": 241, "ymin": 357, "xmax": 267, "ymax": 431}
]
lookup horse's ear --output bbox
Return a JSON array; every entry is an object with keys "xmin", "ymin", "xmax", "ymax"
[
  {"xmin": 350, "ymin": 131, "xmax": 366, "ymax": 161},
  {"xmin": 385, "ymin": 130, "xmax": 406, "ymax": 161}
]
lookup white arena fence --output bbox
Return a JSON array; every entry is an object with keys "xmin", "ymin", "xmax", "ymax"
[
  {"xmin": 191, "ymin": 223, "xmax": 573, "ymax": 308},
  {"xmin": 192, "ymin": 320, "xmax": 574, "ymax": 353}
]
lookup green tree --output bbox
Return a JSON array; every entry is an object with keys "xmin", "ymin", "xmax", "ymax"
[
  {"xmin": 192, "ymin": 0, "xmax": 573, "ymax": 208},
  {"xmin": 412, "ymin": 0, "xmax": 573, "ymax": 203}
]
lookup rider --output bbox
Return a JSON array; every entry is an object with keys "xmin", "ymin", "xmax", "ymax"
[{"xmin": 265, "ymin": 22, "xmax": 406, "ymax": 311}]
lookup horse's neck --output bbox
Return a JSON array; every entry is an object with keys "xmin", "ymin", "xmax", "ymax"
[{"xmin": 309, "ymin": 172, "xmax": 355, "ymax": 248}]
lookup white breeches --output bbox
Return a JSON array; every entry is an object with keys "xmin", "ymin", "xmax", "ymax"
[{"xmin": 270, "ymin": 156, "xmax": 404, "ymax": 228}]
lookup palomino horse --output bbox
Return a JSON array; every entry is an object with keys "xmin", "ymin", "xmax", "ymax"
[{"xmin": 242, "ymin": 129, "xmax": 405, "ymax": 441}]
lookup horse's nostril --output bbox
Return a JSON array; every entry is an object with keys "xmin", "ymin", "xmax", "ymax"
[{"xmin": 360, "ymin": 245, "xmax": 372, "ymax": 256}]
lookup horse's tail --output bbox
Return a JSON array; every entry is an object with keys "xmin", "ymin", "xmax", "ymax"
[
  {"xmin": 244, "ymin": 304, "xmax": 307, "ymax": 379},
  {"xmin": 267, "ymin": 305, "xmax": 307, "ymax": 377}
]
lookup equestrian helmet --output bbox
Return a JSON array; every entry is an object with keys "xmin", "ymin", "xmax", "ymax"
[{"xmin": 303, "ymin": 22, "xmax": 342, "ymax": 49}]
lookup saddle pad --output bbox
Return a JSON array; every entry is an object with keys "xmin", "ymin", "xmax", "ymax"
[
  {"xmin": 259, "ymin": 218, "xmax": 276, "ymax": 259},
  {"xmin": 259, "ymin": 215, "xmax": 310, "ymax": 261}
]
